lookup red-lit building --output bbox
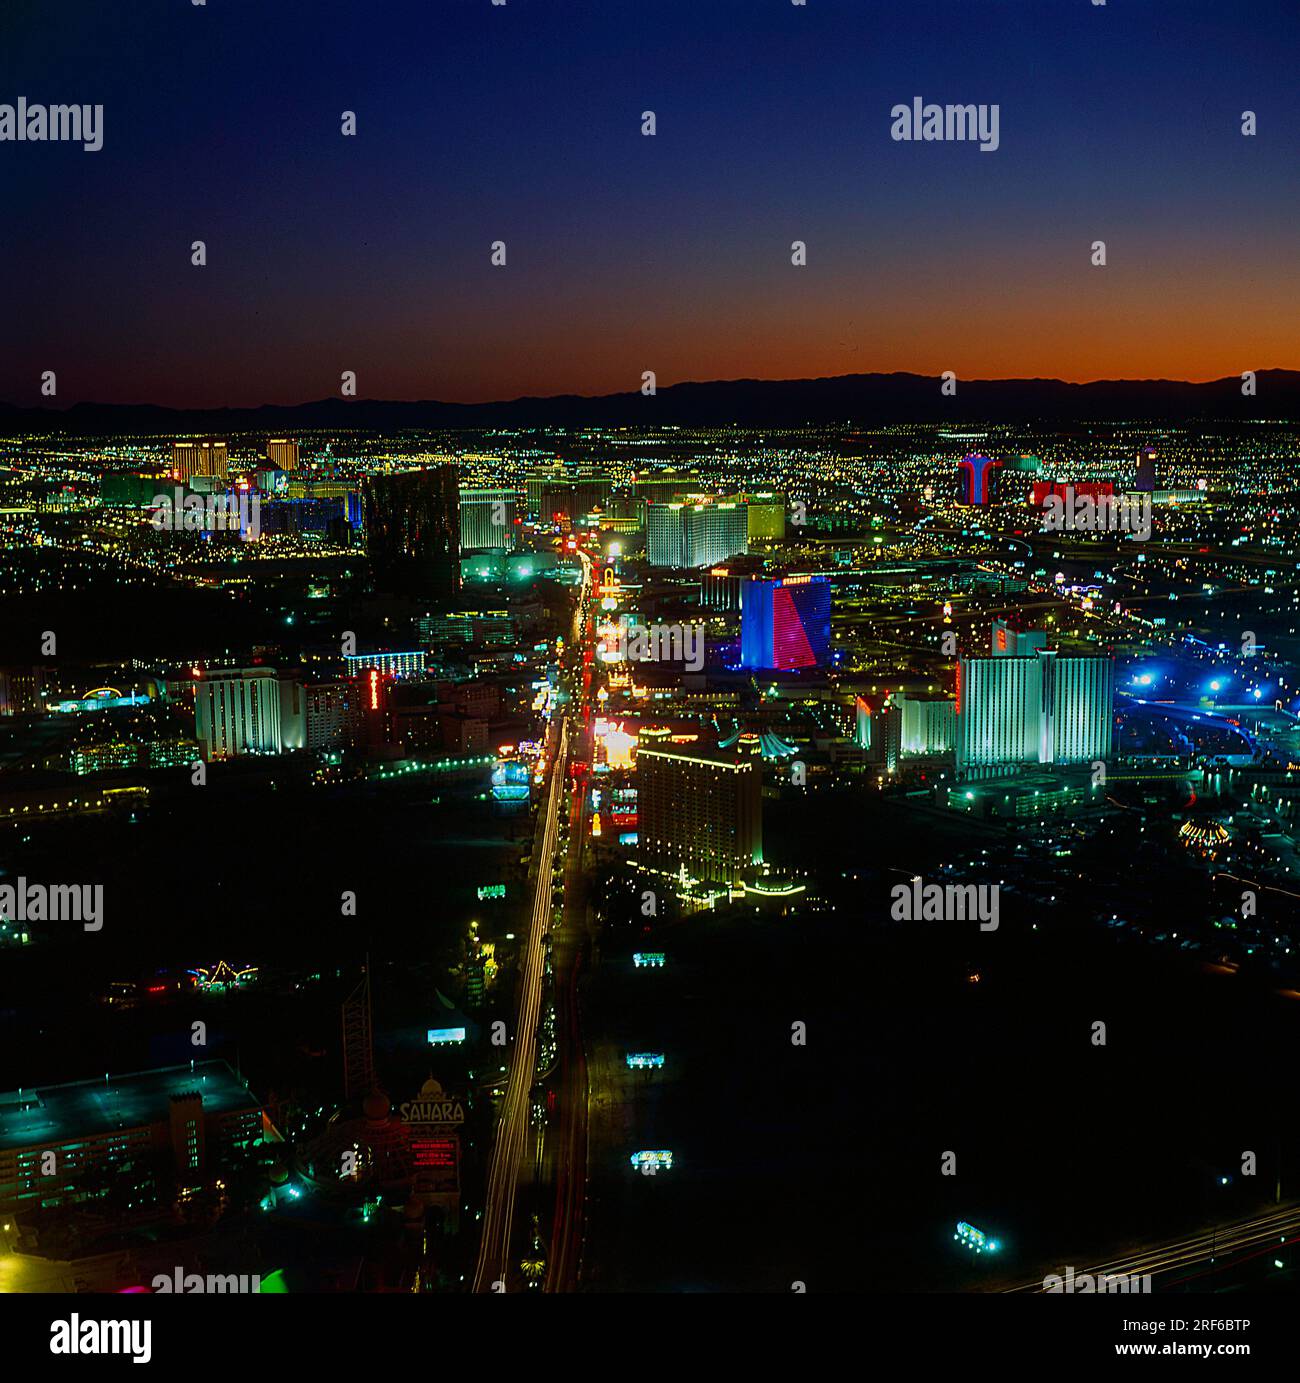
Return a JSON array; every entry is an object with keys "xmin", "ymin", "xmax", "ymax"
[{"xmin": 1030, "ymin": 480, "xmax": 1115, "ymax": 508}]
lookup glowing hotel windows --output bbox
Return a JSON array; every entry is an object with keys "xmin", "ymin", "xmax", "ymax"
[
  {"xmin": 956, "ymin": 645, "xmax": 1114, "ymax": 776},
  {"xmin": 740, "ymin": 576, "xmax": 831, "ymax": 671},
  {"xmin": 636, "ymin": 745, "xmax": 761, "ymax": 887}
]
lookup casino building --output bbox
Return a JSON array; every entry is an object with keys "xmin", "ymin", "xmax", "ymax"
[
  {"xmin": 194, "ymin": 668, "xmax": 300, "ymax": 757},
  {"xmin": 459, "ymin": 487, "xmax": 518, "ymax": 552},
  {"xmin": 740, "ymin": 575, "xmax": 832, "ymax": 671},
  {"xmin": 0, "ymin": 1061, "xmax": 270, "ymax": 1217},
  {"xmin": 636, "ymin": 741, "xmax": 762, "ymax": 887},
  {"xmin": 956, "ymin": 627, "xmax": 1114, "ymax": 779},
  {"xmin": 171, "ymin": 438, "xmax": 228, "ymax": 484},
  {"xmin": 645, "ymin": 500, "xmax": 749, "ymax": 569},
  {"xmin": 957, "ymin": 453, "xmax": 1003, "ymax": 505},
  {"xmin": 363, "ymin": 467, "xmax": 461, "ymax": 600}
]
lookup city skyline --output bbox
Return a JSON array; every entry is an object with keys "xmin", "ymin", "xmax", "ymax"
[
  {"xmin": 3, "ymin": 414, "xmax": 1300, "ymax": 1332},
  {"xmin": 5, "ymin": 0, "xmax": 1300, "ymax": 1357}
]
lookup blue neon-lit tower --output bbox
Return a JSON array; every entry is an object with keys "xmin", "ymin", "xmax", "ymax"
[{"xmin": 740, "ymin": 576, "xmax": 831, "ymax": 670}]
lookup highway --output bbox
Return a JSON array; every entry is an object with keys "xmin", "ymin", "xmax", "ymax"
[
  {"xmin": 996, "ymin": 1201, "xmax": 1300, "ymax": 1293},
  {"xmin": 472, "ymin": 715, "xmax": 569, "ymax": 1292},
  {"xmin": 546, "ymin": 550, "xmax": 597, "ymax": 1291},
  {"xmin": 472, "ymin": 544, "xmax": 596, "ymax": 1292}
]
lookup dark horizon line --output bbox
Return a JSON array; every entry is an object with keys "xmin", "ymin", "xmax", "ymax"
[
  {"xmin": 5, "ymin": 367, "xmax": 1300, "ymax": 416},
  {"xmin": 6, "ymin": 368, "xmax": 1300, "ymax": 435}
]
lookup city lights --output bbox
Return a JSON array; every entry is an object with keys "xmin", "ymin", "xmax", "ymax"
[{"xmin": 3, "ymin": 2, "xmax": 1299, "ymax": 1344}]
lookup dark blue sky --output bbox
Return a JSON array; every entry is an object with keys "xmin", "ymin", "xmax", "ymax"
[{"xmin": 4, "ymin": 0, "xmax": 1299, "ymax": 406}]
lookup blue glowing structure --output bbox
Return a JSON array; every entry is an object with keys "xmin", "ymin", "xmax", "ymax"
[{"xmin": 955, "ymin": 1221, "xmax": 1000, "ymax": 1254}]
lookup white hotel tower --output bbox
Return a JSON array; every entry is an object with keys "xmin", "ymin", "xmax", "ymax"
[
  {"xmin": 956, "ymin": 628, "xmax": 1113, "ymax": 779},
  {"xmin": 194, "ymin": 669, "xmax": 306, "ymax": 759}
]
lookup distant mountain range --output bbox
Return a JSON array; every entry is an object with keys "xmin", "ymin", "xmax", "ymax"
[{"xmin": 3, "ymin": 370, "xmax": 1299, "ymax": 434}]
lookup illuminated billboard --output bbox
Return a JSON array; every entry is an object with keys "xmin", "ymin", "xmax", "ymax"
[
  {"xmin": 630, "ymin": 1150, "xmax": 674, "ymax": 1171},
  {"xmin": 954, "ymin": 1221, "xmax": 1000, "ymax": 1253},
  {"xmin": 491, "ymin": 759, "xmax": 531, "ymax": 802}
]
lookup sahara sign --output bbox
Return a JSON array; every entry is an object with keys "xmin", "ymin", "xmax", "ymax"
[{"xmin": 400, "ymin": 1077, "xmax": 465, "ymax": 1129}]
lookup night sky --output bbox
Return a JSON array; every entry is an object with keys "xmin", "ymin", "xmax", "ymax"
[{"xmin": 4, "ymin": 0, "xmax": 1299, "ymax": 408}]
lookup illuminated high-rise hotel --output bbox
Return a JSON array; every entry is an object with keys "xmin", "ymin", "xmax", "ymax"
[
  {"xmin": 645, "ymin": 504, "xmax": 683, "ymax": 566},
  {"xmin": 172, "ymin": 438, "xmax": 229, "ymax": 483},
  {"xmin": 957, "ymin": 453, "xmax": 1002, "ymax": 506},
  {"xmin": 0, "ymin": 1061, "xmax": 265, "ymax": 1217},
  {"xmin": 740, "ymin": 576, "xmax": 831, "ymax": 670},
  {"xmin": 637, "ymin": 744, "xmax": 761, "ymax": 886},
  {"xmin": 525, "ymin": 468, "xmax": 613, "ymax": 523},
  {"xmin": 459, "ymin": 487, "xmax": 518, "ymax": 552},
  {"xmin": 956, "ymin": 647, "xmax": 1113, "ymax": 777},
  {"xmin": 646, "ymin": 500, "xmax": 748, "ymax": 568},
  {"xmin": 363, "ymin": 467, "xmax": 461, "ymax": 600},
  {"xmin": 266, "ymin": 437, "xmax": 300, "ymax": 471},
  {"xmin": 194, "ymin": 669, "xmax": 305, "ymax": 758},
  {"xmin": 894, "ymin": 692, "xmax": 957, "ymax": 756}
]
